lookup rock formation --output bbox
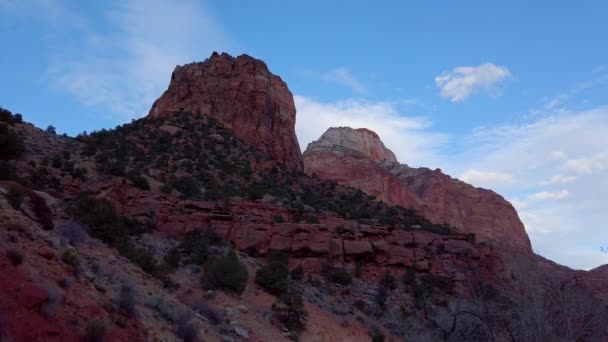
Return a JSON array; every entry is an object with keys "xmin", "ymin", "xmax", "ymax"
[
  {"xmin": 148, "ymin": 52, "xmax": 303, "ymax": 170},
  {"xmin": 304, "ymin": 127, "xmax": 532, "ymax": 252}
]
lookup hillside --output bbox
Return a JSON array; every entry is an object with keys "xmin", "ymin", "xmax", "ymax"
[{"xmin": 1, "ymin": 53, "xmax": 607, "ymax": 341}]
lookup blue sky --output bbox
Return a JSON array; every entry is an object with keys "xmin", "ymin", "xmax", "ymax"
[{"xmin": 1, "ymin": 0, "xmax": 608, "ymax": 270}]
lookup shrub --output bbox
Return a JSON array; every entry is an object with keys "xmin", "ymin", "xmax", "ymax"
[
  {"xmin": 6, "ymin": 249, "xmax": 23, "ymax": 266},
  {"xmin": 247, "ymin": 181, "xmax": 270, "ymax": 200},
  {"xmin": 0, "ymin": 161, "xmax": 17, "ymax": 180},
  {"xmin": 41, "ymin": 286, "xmax": 63, "ymax": 319},
  {"xmin": 61, "ymin": 247, "xmax": 79, "ymax": 267},
  {"xmin": 323, "ymin": 266, "xmax": 353, "ymax": 286},
  {"xmin": 180, "ymin": 229, "xmax": 222, "ymax": 264},
  {"xmin": 118, "ymin": 282, "xmax": 136, "ymax": 317},
  {"xmin": 57, "ymin": 220, "xmax": 88, "ymax": 245},
  {"xmin": 84, "ymin": 319, "xmax": 106, "ymax": 342},
  {"xmin": 256, "ymin": 252, "xmax": 289, "ymax": 295},
  {"xmin": 354, "ymin": 299, "xmax": 366, "ymax": 312},
  {"xmin": 46, "ymin": 125, "xmax": 56, "ymax": 134},
  {"xmin": 176, "ymin": 319, "xmax": 198, "ymax": 342},
  {"xmin": 0, "ymin": 107, "xmax": 14, "ymax": 123},
  {"xmin": 290, "ymin": 264, "xmax": 304, "ymax": 281},
  {"xmin": 379, "ymin": 272, "xmax": 397, "ymax": 290},
  {"xmin": 116, "ymin": 239, "xmax": 159, "ymax": 275},
  {"xmin": 164, "ymin": 246, "xmax": 181, "ymax": 270},
  {"xmin": 127, "ymin": 171, "xmax": 149, "ymax": 190},
  {"xmin": 6, "ymin": 185, "xmax": 24, "ymax": 209},
  {"xmin": 69, "ymin": 195, "xmax": 147, "ymax": 244},
  {"xmin": 191, "ymin": 301, "xmax": 224, "ymax": 325},
  {"xmin": 0, "ymin": 125, "xmax": 25, "ymax": 160},
  {"xmin": 419, "ymin": 274, "xmax": 454, "ymax": 294},
  {"xmin": 201, "ymin": 250, "xmax": 248, "ymax": 294},
  {"xmin": 50, "ymin": 155, "xmax": 62, "ymax": 168},
  {"xmin": 29, "ymin": 192, "xmax": 54, "ymax": 230},
  {"xmin": 171, "ymin": 176, "xmax": 202, "ymax": 199},
  {"xmin": 370, "ymin": 328, "xmax": 385, "ymax": 342},
  {"xmin": 272, "ymin": 284, "xmax": 308, "ymax": 334},
  {"xmin": 160, "ymin": 183, "xmax": 173, "ymax": 194}
]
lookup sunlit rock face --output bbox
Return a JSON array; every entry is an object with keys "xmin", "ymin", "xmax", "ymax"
[{"xmin": 304, "ymin": 126, "xmax": 532, "ymax": 253}]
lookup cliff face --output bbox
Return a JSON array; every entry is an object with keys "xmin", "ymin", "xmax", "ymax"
[
  {"xmin": 304, "ymin": 127, "xmax": 532, "ymax": 252},
  {"xmin": 148, "ymin": 52, "xmax": 303, "ymax": 170}
]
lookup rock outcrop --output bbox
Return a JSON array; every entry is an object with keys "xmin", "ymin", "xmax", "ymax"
[
  {"xmin": 304, "ymin": 127, "xmax": 532, "ymax": 253},
  {"xmin": 148, "ymin": 52, "xmax": 303, "ymax": 170}
]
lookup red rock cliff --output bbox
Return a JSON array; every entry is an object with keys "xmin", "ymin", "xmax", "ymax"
[
  {"xmin": 304, "ymin": 127, "xmax": 532, "ymax": 253},
  {"xmin": 148, "ymin": 52, "xmax": 303, "ymax": 170}
]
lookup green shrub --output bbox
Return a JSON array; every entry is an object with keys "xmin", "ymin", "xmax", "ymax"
[
  {"xmin": 255, "ymin": 251, "xmax": 289, "ymax": 295},
  {"xmin": 61, "ymin": 247, "xmax": 79, "ymax": 267},
  {"xmin": 84, "ymin": 319, "xmax": 106, "ymax": 342},
  {"xmin": 127, "ymin": 171, "xmax": 150, "ymax": 190},
  {"xmin": 6, "ymin": 185, "xmax": 24, "ymax": 209},
  {"xmin": 0, "ymin": 125, "xmax": 25, "ymax": 160},
  {"xmin": 70, "ymin": 195, "xmax": 147, "ymax": 244},
  {"xmin": 180, "ymin": 229, "xmax": 222, "ymax": 264},
  {"xmin": 164, "ymin": 247, "xmax": 181, "ymax": 270},
  {"xmin": 6, "ymin": 249, "xmax": 23, "ymax": 266},
  {"xmin": 30, "ymin": 192, "xmax": 54, "ymax": 230},
  {"xmin": 247, "ymin": 181, "xmax": 270, "ymax": 200},
  {"xmin": 201, "ymin": 250, "xmax": 248, "ymax": 294},
  {"xmin": 290, "ymin": 264, "xmax": 304, "ymax": 281},
  {"xmin": 0, "ymin": 161, "xmax": 17, "ymax": 180},
  {"xmin": 379, "ymin": 272, "xmax": 397, "ymax": 290},
  {"xmin": 160, "ymin": 183, "xmax": 173, "ymax": 194},
  {"xmin": 0, "ymin": 107, "xmax": 14, "ymax": 124},
  {"xmin": 371, "ymin": 328, "xmax": 385, "ymax": 342},
  {"xmin": 51, "ymin": 155, "xmax": 62, "ymax": 168},
  {"xmin": 116, "ymin": 239, "xmax": 159, "ymax": 275},
  {"xmin": 323, "ymin": 266, "xmax": 353, "ymax": 286},
  {"xmin": 171, "ymin": 176, "xmax": 202, "ymax": 199},
  {"xmin": 271, "ymin": 284, "xmax": 308, "ymax": 335},
  {"xmin": 354, "ymin": 299, "xmax": 366, "ymax": 311}
]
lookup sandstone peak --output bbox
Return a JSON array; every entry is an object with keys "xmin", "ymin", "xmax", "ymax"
[
  {"xmin": 148, "ymin": 51, "xmax": 303, "ymax": 170},
  {"xmin": 304, "ymin": 128, "xmax": 532, "ymax": 253},
  {"xmin": 305, "ymin": 126, "xmax": 398, "ymax": 163}
]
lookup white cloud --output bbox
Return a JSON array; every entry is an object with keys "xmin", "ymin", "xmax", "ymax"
[
  {"xmin": 47, "ymin": 0, "xmax": 232, "ymax": 118},
  {"xmin": 322, "ymin": 67, "xmax": 366, "ymax": 94},
  {"xmin": 562, "ymin": 154, "xmax": 608, "ymax": 174},
  {"xmin": 435, "ymin": 63, "xmax": 511, "ymax": 102},
  {"xmin": 527, "ymin": 189, "xmax": 569, "ymax": 201},
  {"xmin": 295, "ymin": 96, "xmax": 447, "ymax": 167},
  {"xmin": 460, "ymin": 169, "xmax": 515, "ymax": 188},
  {"xmin": 540, "ymin": 174, "xmax": 578, "ymax": 185}
]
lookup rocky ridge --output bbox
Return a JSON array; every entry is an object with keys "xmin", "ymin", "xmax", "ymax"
[{"xmin": 304, "ymin": 127, "xmax": 532, "ymax": 252}]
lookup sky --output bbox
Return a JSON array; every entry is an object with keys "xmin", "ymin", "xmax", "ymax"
[{"xmin": 1, "ymin": 0, "xmax": 607, "ymax": 270}]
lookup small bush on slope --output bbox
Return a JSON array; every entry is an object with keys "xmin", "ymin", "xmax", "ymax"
[
  {"xmin": 201, "ymin": 250, "xmax": 248, "ymax": 294},
  {"xmin": 0, "ymin": 124, "xmax": 25, "ymax": 160},
  {"xmin": 272, "ymin": 283, "xmax": 308, "ymax": 335},
  {"xmin": 255, "ymin": 251, "xmax": 290, "ymax": 295}
]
